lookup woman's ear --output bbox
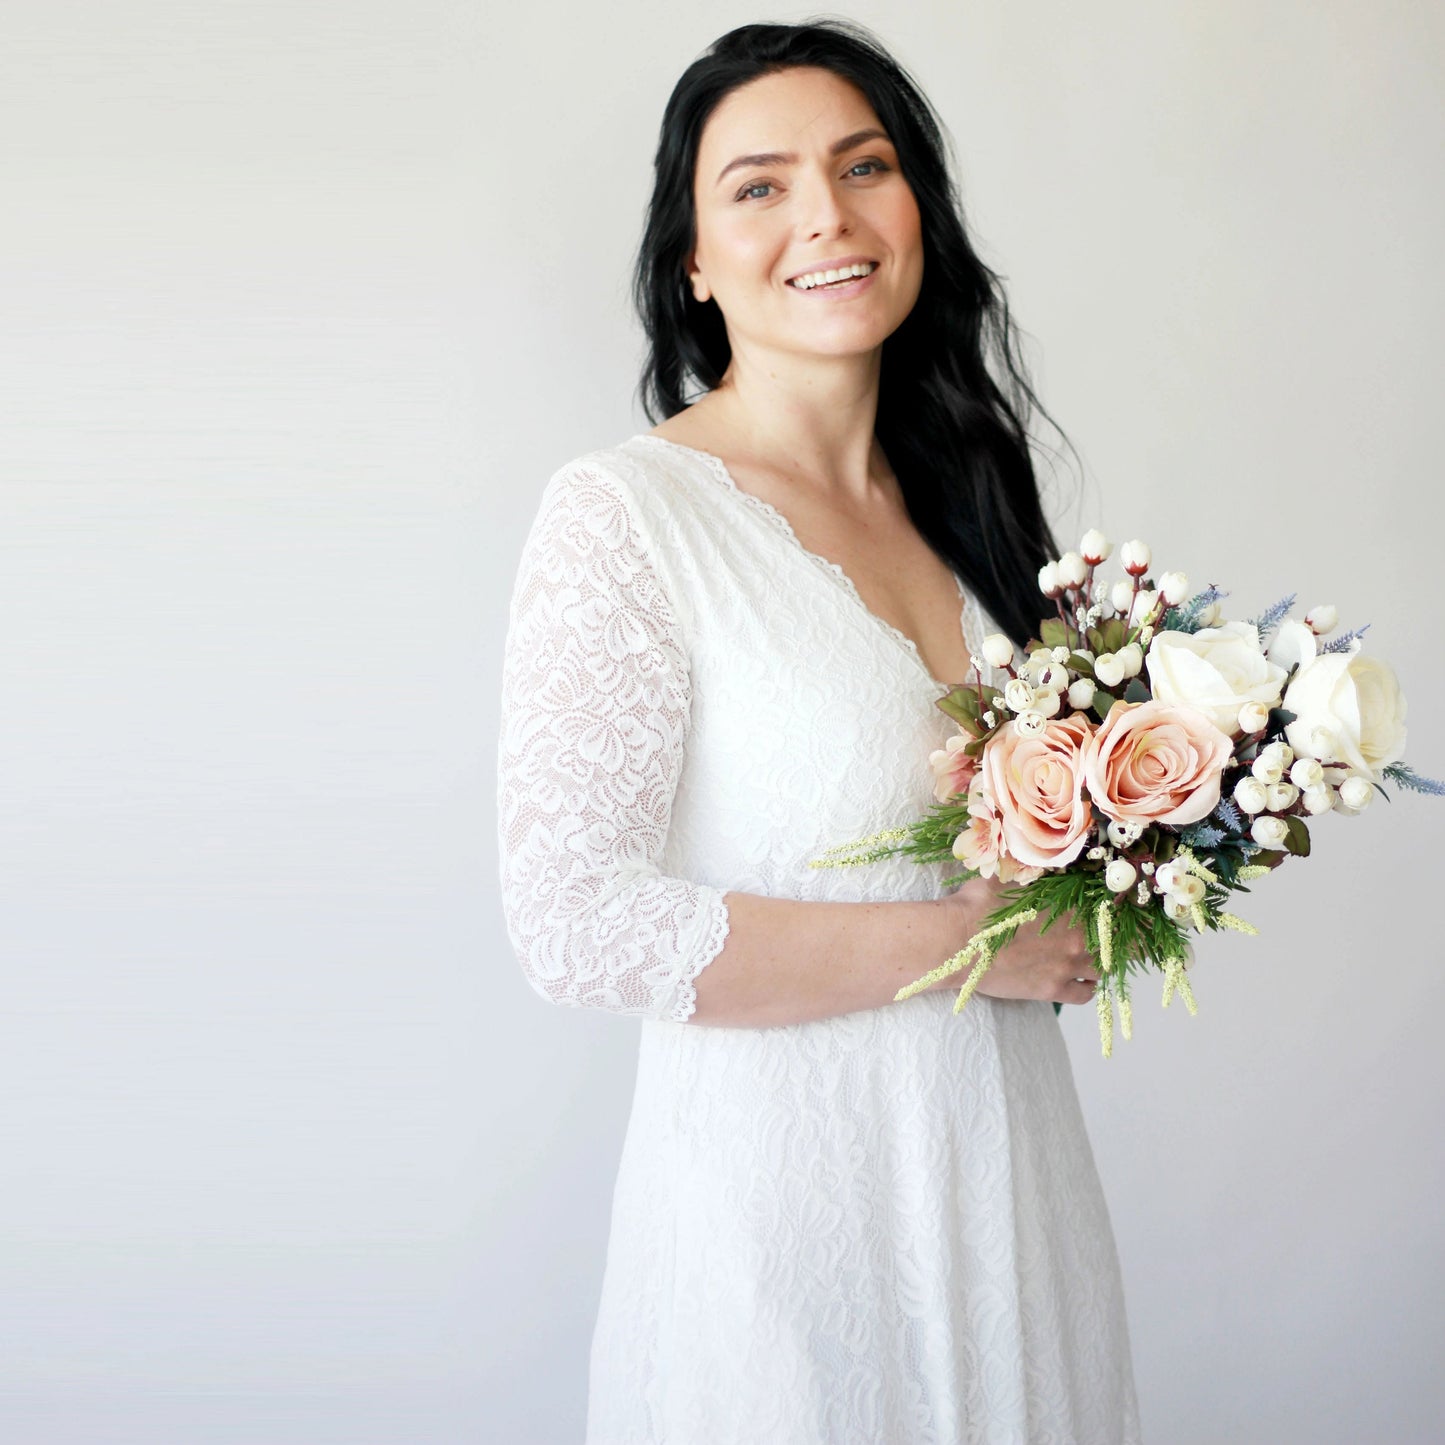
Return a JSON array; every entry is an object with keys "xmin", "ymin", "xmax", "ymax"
[{"xmin": 685, "ymin": 251, "xmax": 711, "ymax": 304}]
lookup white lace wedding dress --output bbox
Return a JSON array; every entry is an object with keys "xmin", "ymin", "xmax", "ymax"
[{"xmin": 497, "ymin": 433, "xmax": 1143, "ymax": 1444}]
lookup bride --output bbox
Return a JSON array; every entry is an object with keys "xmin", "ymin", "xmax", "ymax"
[{"xmin": 498, "ymin": 18, "xmax": 1141, "ymax": 1443}]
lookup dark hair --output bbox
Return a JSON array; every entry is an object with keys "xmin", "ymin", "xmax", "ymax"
[{"xmin": 632, "ymin": 17, "xmax": 1078, "ymax": 649}]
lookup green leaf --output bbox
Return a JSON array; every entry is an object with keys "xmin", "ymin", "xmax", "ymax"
[
  {"xmin": 1123, "ymin": 678, "xmax": 1151, "ymax": 704},
  {"xmin": 1283, "ymin": 816, "xmax": 1311, "ymax": 857},
  {"xmin": 1090, "ymin": 689, "xmax": 1118, "ymax": 722},
  {"xmin": 1039, "ymin": 619, "xmax": 1069, "ymax": 649}
]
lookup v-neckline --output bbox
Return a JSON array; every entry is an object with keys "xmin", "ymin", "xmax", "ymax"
[{"xmin": 630, "ymin": 432, "xmax": 976, "ymax": 692}]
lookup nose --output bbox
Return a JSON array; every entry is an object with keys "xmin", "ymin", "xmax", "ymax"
[{"xmin": 796, "ymin": 165, "xmax": 852, "ymax": 239}]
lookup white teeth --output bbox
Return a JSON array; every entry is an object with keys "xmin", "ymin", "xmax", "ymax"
[{"xmin": 789, "ymin": 261, "xmax": 877, "ymax": 290}]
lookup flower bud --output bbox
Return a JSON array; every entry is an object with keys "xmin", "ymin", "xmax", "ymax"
[
  {"xmin": 1130, "ymin": 589, "xmax": 1160, "ymax": 626},
  {"xmin": 1032, "ymin": 687, "xmax": 1062, "ymax": 719},
  {"xmin": 1120, "ymin": 539, "xmax": 1152, "ymax": 576},
  {"xmin": 1107, "ymin": 819, "xmax": 1143, "ymax": 848},
  {"xmin": 1339, "ymin": 774, "xmax": 1374, "ymax": 810},
  {"xmin": 1105, "ymin": 859, "xmax": 1138, "ymax": 892},
  {"xmin": 1056, "ymin": 551, "xmax": 1088, "ymax": 588},
  {"xmin": 1251, "ymin": 751, "xmax": 1284, "ymax": 784},
  {"xmin": 1305, "ymin": 603, "xmax": 1338, "ymax": 635},
  {"xmin": 1038, "ymin": 662, "xmax": 1069, "ymax": 691},
  {"xmin": 1301, "ymin": 783, "xmax": 1332, "ymax": 815},
  {"xmin": 1015, "ymin": 709, "xmax": 1047, "ymax": 736},
  {"xmin": 1114, "ymin": 641, "xmax": 1143, "ymax": 679},
  {"xmin": 1238, "ymin": 700, "xmax": 1270, "ymax": 734},
  {"xmin": 1307, "ymin": 725, "xmax": 1338, "ymax": 762},
  {"xmin": 1250, "ymin": 815, "xmax": 1290, "ymax": 848},
  {"xmin": 1173, "ymin": 873, "xmax": 1206, "ymax": 905},
  {"xmin": 1080, "ymin": 529, "xmax": 1112, "ymax": 565},
  {"xmin": 1038, "ymin": 561, "xmax": 1063, "ymax": 598},
  {"xmin": 1265, "ymin": 780, "xmax": 1300, "ymax": 811},
  {"xmin": 1260, "ymin": 739, "xmax": 1293, "ymax": 770},
  {"xmin": 1157, "ymin": 570, "xmax": 1189, "ymax": 606},
  {"xmin": 1233, "ymin": 776, "xmax": 1268, "ymax": 814},
  {"xmin": 1004, "ymin": 677, "xmax": 1034, "ymax": 712},
  {"xmin": 1197, "ymin": 601, "xmax": 1223, "ymax": 627},
  {"xmin": 981, "ymin": 632, "xmax": 1015, "ymax": 669},
  {"xmin": 1094, "ymin": 652, "xmax": 1126, "ymax": 688},
  {"xmin": 1067, "ymin": 677, "xmax": 1096, "ymax": 710},
  {"xmin": 1110, "ymin": 580, "xmax": 1135, "ymax": 614},
  {"xmin": 1289, "ymin": 757, "xmax": 1324, "ymax": 789}
]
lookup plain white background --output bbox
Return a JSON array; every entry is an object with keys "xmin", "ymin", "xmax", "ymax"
[{"xmin": 3, "ymin": 3, "xmax": 1442, "ymax": 1442}]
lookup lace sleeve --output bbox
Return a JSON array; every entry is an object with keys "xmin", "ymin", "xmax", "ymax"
[{"xmin": 496, "ymin": 459, "xmax": 732, "ymax": 1022}]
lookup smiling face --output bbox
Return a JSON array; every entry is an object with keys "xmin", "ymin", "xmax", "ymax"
[{"xmin": 687, "ymin": 65, "xmax": 924, "ymax": 369}]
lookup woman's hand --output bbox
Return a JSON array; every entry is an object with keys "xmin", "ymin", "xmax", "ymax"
[{"xmin": 930, "ymin": 875, "xmax": 1099, "ymax": 1006}]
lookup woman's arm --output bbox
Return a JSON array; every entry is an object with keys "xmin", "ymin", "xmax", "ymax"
[{"xmin": 689, "ymin": 880, "xmax": 1099, "ymax": 1028}]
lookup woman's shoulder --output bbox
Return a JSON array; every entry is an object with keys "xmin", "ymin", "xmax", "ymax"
[{"xmin": 539, "ymin": 431, "xmax": 715, "ymax": 522}]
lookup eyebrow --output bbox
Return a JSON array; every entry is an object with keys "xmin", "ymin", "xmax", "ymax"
[{"xmin": 714, "ymin": 127, "xmax": 893, "ymax": 186}]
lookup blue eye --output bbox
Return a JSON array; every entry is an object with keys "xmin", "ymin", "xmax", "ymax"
[{"xmin": 734, "ymin": 158, "xmax": 892, "ymax": 202}]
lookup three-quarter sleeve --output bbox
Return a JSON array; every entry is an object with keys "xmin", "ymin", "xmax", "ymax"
[{"xmin": 496, "ymin": 459, "xmax": 732, "ymax": 1022}]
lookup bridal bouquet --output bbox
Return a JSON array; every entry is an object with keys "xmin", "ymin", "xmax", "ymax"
[{"xmin": 811, "ymin": 531, "xmax": 1441, "ymax": 1056}]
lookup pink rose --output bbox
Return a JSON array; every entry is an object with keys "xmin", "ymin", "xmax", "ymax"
[
  {"xmin": 952, "ymin": 774, "xmax": 1044, "ymax": 884},
  {"xmin": 1083, "ymin": 698, "xmax": 1232, "ymax": 825},
  {"xmin": 929, "ymin": 735, "xmax": 979, "ymax": 803},
  {"xmin": 981, "ymin": 712, "xmax": 1097, "ymax": 870}
]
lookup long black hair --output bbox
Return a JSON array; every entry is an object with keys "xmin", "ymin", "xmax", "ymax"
[{"xmin": 632, "ymin": 17, "xmax": 1077, "ymax": 649}]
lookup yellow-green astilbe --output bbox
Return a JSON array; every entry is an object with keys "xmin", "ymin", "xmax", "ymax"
[{"xmin": 893, "ymin": 908, "xmax": 1041, "ymax": 1015}]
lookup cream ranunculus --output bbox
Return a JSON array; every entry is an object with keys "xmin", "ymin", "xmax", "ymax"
[
  {"xmin": 1281, "ymin": 652, "xmax": 1408, "ymax": 782},
  {"xmin": 1144, "ymin": 621, "xmax": 1288, "ymax": 737}
]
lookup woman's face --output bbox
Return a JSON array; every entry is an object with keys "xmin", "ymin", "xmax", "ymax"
[{"xmin": 687, "ymin": 66, "xmax": 924, "ymax": 368}]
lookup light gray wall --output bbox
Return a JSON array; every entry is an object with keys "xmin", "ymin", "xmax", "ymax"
[{"xmin": 4, "ymin": 3, "xmax": 1441, "ymax": 1442}]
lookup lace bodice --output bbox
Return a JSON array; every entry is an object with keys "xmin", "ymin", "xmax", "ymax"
[{"xmin": 497, "ymin": 433, "xmax": 996, "ymax": 1022}]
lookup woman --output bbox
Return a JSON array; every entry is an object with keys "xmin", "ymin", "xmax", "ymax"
[{"xmin": 498, "ymin": 19, "xmax": 1141, "ymax": 1444}]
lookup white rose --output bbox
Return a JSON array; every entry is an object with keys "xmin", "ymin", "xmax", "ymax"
[
  {"xmin": 1338, "ymin": 774, "xmax": 1375, "ymax": 810},
  {"xmin": 1032, "ymin": 687, "xmax": 1062, "ymax": 718},
  {"xmin": 1250, "ymin": 815, "xmax": 1290, "ymax": 848},
  {"xmin": 1281, "ymin": 652, "xmax": 1408, "ymax": 782},
  {"xmin": 1233, "ymin": 776, "xmax": 1268, "ymax": 814},
  {"xmin": 1306, "ymin": 604, "xmax": 1338, "ymax": 635},
  {"xmin": 1056, "ymin": 550, "xmax": 1088, "ymax": 587},
  {"xmin": 1251, "ymin": 750, "xmax": 1284, "ymax": 784},
  {"xmin": 1094, "ymin": 652, "xmax": 1127, "ymax": 688},
  {"xmin": 1154, "ymin": 860, "xmax": 1185, "ymax": 893},
  {"xmin": 1117, "ymin": 642, "xmax": 1144, "ymax": 678},
  {"xmin": 1105, "ymin": 859, "xmax": 1137, "ymax": 892},
  {"xmin": 1265, "ymin": 781, "xmax": 1300, "ymax": 811},
  {"xmin": 1068, "ymin": 677, "xmax": 1096, "ymax": 710},
  {"xmin": 1164, "ymin": 896, "xmax": 1194, "ymax": 925},
  {"xmin": 1144, "ymin": 621, "xmax": 1288, "ymax": 736},
  {"xmin": 1173, "ymin": 874, "xmax": 1206, "ymax": 905},
  {"xmin": 1238, "ymin": 700, "xmax": 1270, "ymax": 734},
  {"xmin": 1266, "ymin": 618, "xmax": 1317, "ymax": 677},
  {"xmin": 1080, "ymin": 529, "xmax": 1112, "ymax": 564},
  {"xmin": 1110, "ymin": 580, "xmax": 1135, "ymax": 615},
  {"xmin": 981, "ymin": 632, "xmax": 1015, "ymax": 669},
  {"xmin": 1015, "ymin": 709, "xmax": 1047, "ymax": 736},
  {"xmin": 1004, "ymin": 677, "xmax": 1034, "ymax": 712},
  {"xmin": 1158, "ymin": 570, "xmax": 1190, "ymax": 606},
  {"xmin": 1301, "ymin": 783, "xmax": 1332, "ymax": 815},
  {"xmin": 1289, "ymin": 756, "xmax": 1324, "ymax": 789},
  {"xmin": 1120, "ymin": 539, "xmax": 1151, "ymax": 575}
]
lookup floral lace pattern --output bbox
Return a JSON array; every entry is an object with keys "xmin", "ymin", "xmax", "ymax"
[{"xmin": 496, "ymin": 436, "xmax": 1142, "ymax": 1444}]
